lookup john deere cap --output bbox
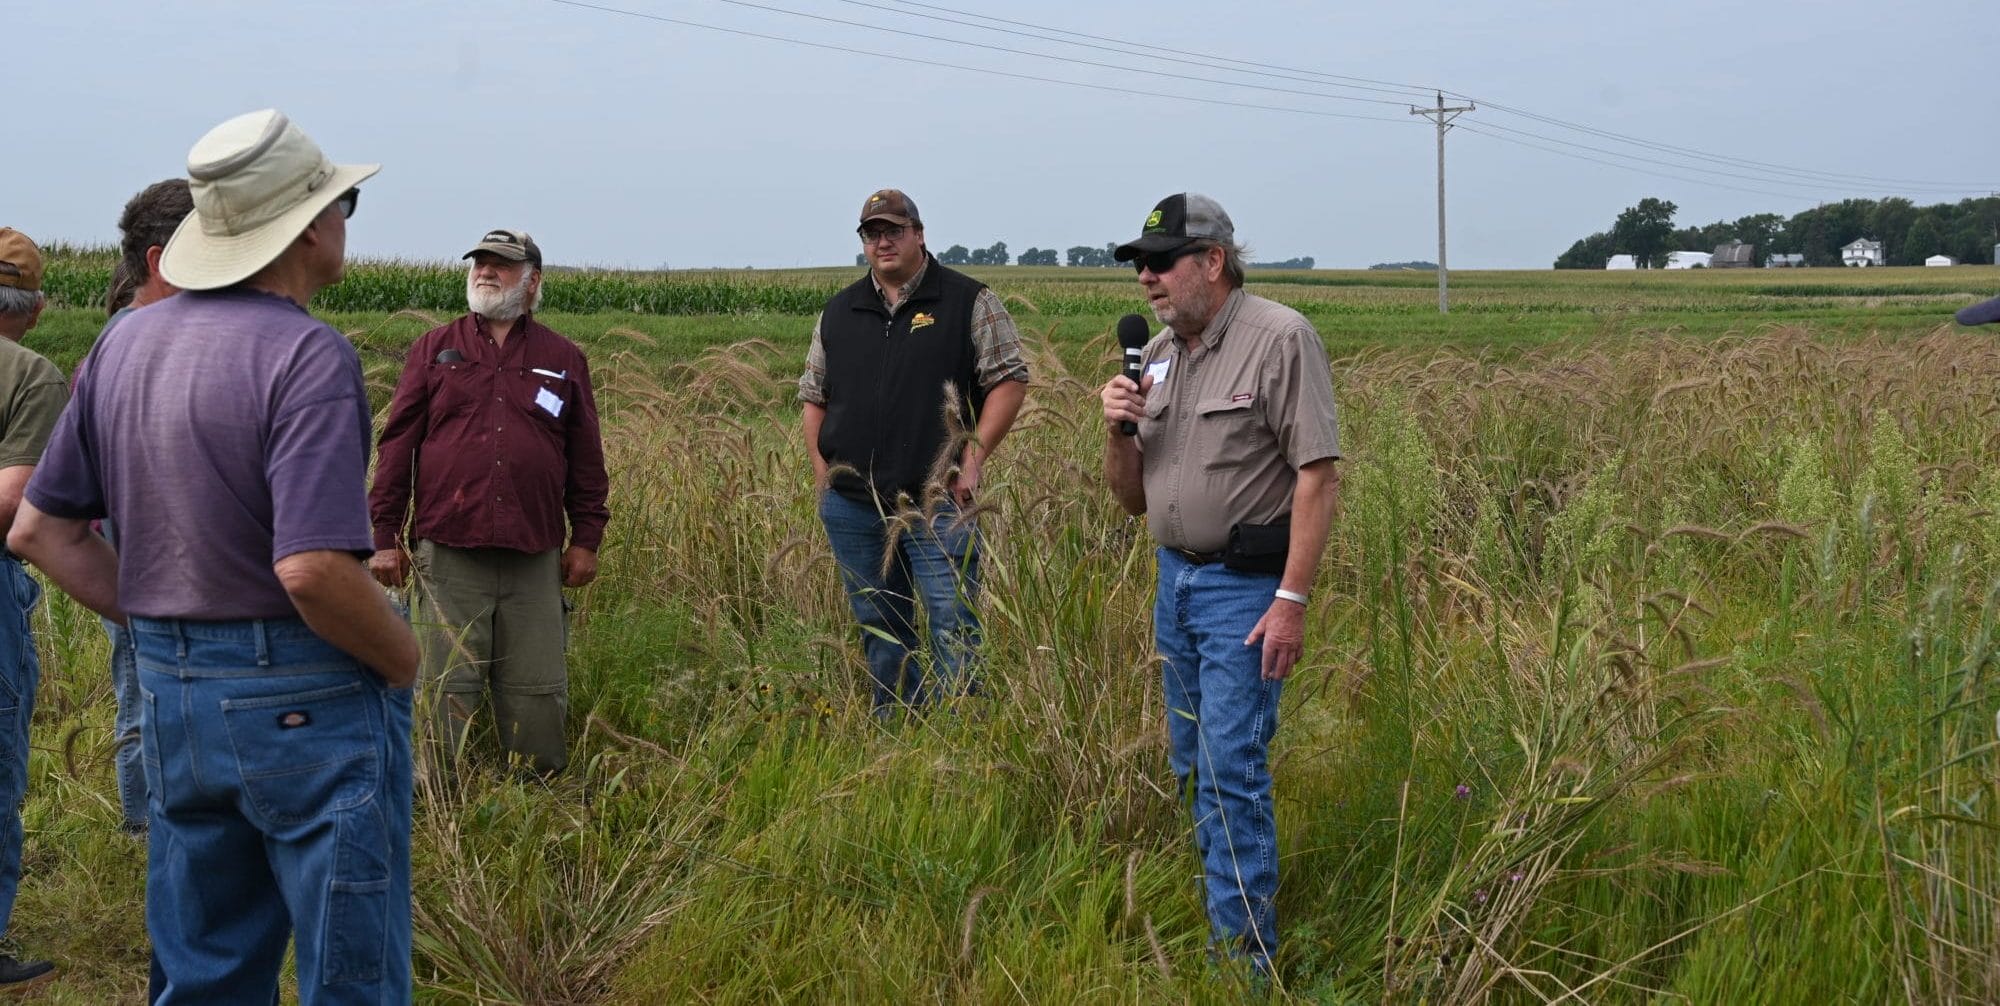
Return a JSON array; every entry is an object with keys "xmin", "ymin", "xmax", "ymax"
[{"xmin": 1113, "ymin": 193, "xmax": 1234, "ymax": 262}]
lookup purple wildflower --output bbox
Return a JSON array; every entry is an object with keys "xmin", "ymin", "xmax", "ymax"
[
  {"xmin": 1473, "ymin": 889, "xmax": 1489, "ymax": 905},
  {"xmin": 1454, "ymin": 783, "xmax": 1471, "ymax": 800}
]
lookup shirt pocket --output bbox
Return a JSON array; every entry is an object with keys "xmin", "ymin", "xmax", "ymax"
[
  {"xmin": 512, "ymin": 369, "xmax": 572, "ymax": 432},
  {"xmin": 1138, "ymin": 387, "xmax": 1171, "ymax": 441},
  {"xmin": 1194, "ymin": 396, "xmax": 1267, "ymax": 471},
  {"xmin": 429, "ymin": 361, "xmax": 483, "ymax": 415}
]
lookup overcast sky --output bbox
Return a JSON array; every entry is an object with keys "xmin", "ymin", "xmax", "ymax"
[{"xmin": 13, "ymin": 1, "xmax": 1997, "ymax": 270}]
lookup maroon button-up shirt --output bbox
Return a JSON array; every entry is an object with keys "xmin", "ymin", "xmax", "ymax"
[{"xmin": 369, "ymin": 313, "xmax": 610, "ymax": 555}]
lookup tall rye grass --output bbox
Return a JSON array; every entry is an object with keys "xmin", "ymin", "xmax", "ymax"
[{"xmin": 14, "ymin": 318, "xmax": 2000, "ymax": 1002}]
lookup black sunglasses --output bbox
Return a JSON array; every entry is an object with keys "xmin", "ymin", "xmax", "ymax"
[
  {"xmin": 1132, "ymin": 244, "xmax": 1205, "ymax": 276},
  {"xmin": 335, "ymin": 188, "xmax": 360, "ymax": 220}
]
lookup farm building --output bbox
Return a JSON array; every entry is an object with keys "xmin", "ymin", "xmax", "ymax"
[
  {"xmin": 1665, "ymin": 251, "xmax": 1712, "ymax": 269},
  {"xmin": 1842, "ymin": 238, "xmax": 1884, "ymax": 267},
  {"xmin": 1766, "ymin": 254, "xmax": 1806, "ymax": 268},
  {"xmin": 1710, "ymin": 240, "xmax": 1756, "ymax": 268},
  {"xmin": 1606, "ymin": 254, "xmax": 1638, "ymax": 270},
  {"xmin": 1926, "ymin": 254, "xmax": 1957, "ymax": 267}
]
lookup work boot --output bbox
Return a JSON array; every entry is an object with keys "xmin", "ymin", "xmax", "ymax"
[{"xmin": 0, "ymin": 953, "xmax": 54, "ymax": 988}]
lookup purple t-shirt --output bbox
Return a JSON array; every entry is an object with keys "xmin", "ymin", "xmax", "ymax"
[{"xmin": 25, "ymin": 288, "xmax": 374, "ymax": 619}]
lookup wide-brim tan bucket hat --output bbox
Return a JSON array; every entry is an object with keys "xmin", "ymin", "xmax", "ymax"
[{"xmin": 160, "ymin": 109, "xmax": 379, "ymax": 291}]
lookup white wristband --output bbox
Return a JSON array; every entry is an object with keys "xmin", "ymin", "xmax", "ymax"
[{"xmin": 1274, "ymin": 588, "xmax": 1309, "ymax": 605}]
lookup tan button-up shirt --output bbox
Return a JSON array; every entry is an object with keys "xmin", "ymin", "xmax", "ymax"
[{"xmin": 1135, "ymin": 288, "xmax": 1341, "ymax": 553}]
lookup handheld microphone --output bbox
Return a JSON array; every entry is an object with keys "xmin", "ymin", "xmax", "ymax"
[{"xmin": 1115, "ymin": 313, "xmax": 1150, "ymax": 436}]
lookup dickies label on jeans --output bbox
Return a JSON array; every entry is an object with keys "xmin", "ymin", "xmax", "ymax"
[{"xmin": 277, "ymin": 710, "xmax": 312, "ymax": 729}]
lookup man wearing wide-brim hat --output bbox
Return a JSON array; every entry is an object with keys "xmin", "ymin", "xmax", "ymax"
[{"xmin": 11, "ymin": 109, "xmax": 419, "ymax": 1003}]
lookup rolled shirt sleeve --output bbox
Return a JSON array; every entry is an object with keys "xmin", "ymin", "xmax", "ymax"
[
  {"xmin": 798, "ymin": 312, "xmax": 828, "ymax": 405},
  {"xmin": 969, "ymin": 288, "xmax": 1029, "ymax": 390}
]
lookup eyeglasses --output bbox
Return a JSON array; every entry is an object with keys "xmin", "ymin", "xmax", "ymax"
[
  {"xmin": 335, "ymin": 188, "xmax": 360, "ymax": 220},
  {"xmin": 857, "ymin": 223, "xmax": 907, "ymax": 245},
  {"xmin": 1132, "ymin": 244, "xmax": 1204, "ymax": 276}
]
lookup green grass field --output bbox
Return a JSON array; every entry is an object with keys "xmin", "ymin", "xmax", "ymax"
[{"xmin": 10, "ymin": 257, "xmax": 2000, "ymax": 1002}]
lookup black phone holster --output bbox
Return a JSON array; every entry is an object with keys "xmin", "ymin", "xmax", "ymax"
[{"xmin": 1223, "ymin": 518, "xmax": 1289, "ymax": 575}]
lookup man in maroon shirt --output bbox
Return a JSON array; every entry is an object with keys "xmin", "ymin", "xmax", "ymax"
[{"xmin": 369, "ymin": 229, "xmax": 609, "ymax": 774}]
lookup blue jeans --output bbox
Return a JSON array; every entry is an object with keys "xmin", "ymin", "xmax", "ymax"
[
  {"xmin": 131, "ymin": 616, "xmax": 413, "ymax": 1005},
  {"xmin": 104, "ymin": 617, "xmax": 147, "ymax": 830},
  {"xmin": 0, "ymin": 560, "xmax": 40, "ymax": 942},
  {"xmin": 1154, "ymin": 548, "xmax": 1283, "ymax": 969},
  {"xmin": 818, "ymin": 490, "xmax": 982, "ymax": 712}
]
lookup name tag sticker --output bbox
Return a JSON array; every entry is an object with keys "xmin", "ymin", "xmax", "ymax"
[
  {"xmin": 535, "ymin": 387, "xmax": 565, "ymax": 417},
  {"xmin": 1145, "ymin": 359, "xmax": 1171, "ymax": 384}
]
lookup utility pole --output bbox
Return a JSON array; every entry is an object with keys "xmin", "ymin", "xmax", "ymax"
[{"xmin": 1410, "ymin": 91, "xmax": 1474, "ymax": 314}]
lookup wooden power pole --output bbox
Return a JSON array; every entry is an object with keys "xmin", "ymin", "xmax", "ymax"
[{"xmin": 1411, "ymin": 92, "xmax": 1475, "ymax": 314}]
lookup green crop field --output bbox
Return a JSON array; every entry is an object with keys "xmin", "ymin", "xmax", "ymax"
[{"xmin": 11, "ymin": 252, "xmax": 2000, "ymax": 1002}]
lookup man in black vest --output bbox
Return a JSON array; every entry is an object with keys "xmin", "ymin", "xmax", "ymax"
[{"xmin": 799, "ymin": 189, "xmax": 1029, "ymax": 715}]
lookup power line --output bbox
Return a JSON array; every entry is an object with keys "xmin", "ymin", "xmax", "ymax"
[
  {"xmin": 1455, "ymin": 123, "xmax": 1841, "ymax": 202},
  {"xmin": 825, "ymin": 0, "xmax": 1436, "ymax": 102},
  {"xmin": 700, "ymin": 0, "xmax": 1414, "ymax": 108},
  {"xmin": 1468, "ymin": 118, "xmax": 1990, "ymax": 197},
  {"xmin": 544, "ymin": 0, "xmax": 1419, "ymax": 125},
  {"xmin": 866, "ymin": 0, "xmax": 1444, "ymax": 97},
  {"xmin": 848, "ymin": 0, "xmax": 1994, "ymax": 194},
  {"xmin": 1446, "ymin": 93, "xmax": 1995, "ymax": 192}
]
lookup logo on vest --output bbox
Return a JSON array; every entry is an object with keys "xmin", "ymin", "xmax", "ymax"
[{"xmin": 909, "ymin": 312, "xmax": 936, "ymax": 330}]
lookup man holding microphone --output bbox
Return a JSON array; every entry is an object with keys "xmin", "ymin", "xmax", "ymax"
[{"xmin": 1098, "ymin": 193, "xmax": 1342, "ymax": 977}]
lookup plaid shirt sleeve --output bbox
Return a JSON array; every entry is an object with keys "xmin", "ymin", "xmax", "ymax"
[
  {"xmin": 798, "ymin": 311, "xmax": 827, "ymax": 404},
  {"xmin": 970, "ymin": 288, "xmax": 1029, "ymax": 390}
]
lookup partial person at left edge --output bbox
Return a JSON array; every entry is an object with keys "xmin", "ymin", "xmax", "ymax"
[{"xmin": 0, "ymin": 227, "xmax": 70, "ymax": 991}]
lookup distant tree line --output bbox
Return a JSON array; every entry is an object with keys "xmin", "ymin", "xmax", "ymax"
[
  {"xmin": 1556, "ymin": 195, "xmax": 2000, "ymax": 269},
  {"xmin": 1369, "ymin": 260, "xmax": 1436, "ymax": 271},
  {"xmin": 1247, "ymin": 257, "xmax": 1315, "ymax": 270}
]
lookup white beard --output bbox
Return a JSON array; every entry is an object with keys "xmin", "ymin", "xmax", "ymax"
[{"xmin": 467, "ymin": 269, "xmax": 533, "ymax": 321}]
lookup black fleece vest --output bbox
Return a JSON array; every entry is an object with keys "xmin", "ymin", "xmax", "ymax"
[{"xmin": 816, "ymin": 255, "xmax": 986, "ymax": 502}]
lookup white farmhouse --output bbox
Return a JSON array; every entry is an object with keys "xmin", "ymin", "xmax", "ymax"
[
  {"xmin": 1926, "ymin": 254, "xmax": 1957, "ymax": 267},
  {"xmin": 1664, "ymin": 251, "xmax": 1712, "ymax": 270},
  {"xmin": 1842, "ymin": 238, "xmax": 1884, "ymax": 267},
  {"xmin": 1606, "ymin": 254, "xmax": 1638, "ymax": 270}
]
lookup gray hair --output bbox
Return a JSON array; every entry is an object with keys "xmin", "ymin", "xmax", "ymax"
[
  {"xmin": 1214, "ymin": 239, "xmax": 1250, "ymax": 289},
  {"xmin": 1186, "ymin": 238, "xmax": 1251, "ymax": 289},
  {"xmin": 0, "ymin": 286, "xmax": 43, "ymax": 319}
]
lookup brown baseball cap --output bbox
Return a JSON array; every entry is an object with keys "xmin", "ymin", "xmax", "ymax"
[
  {"xmin": 0, "ymin": 229, "xmax": 43, "ymax": 293},
  {"xmin": 462, "ymin": 228, "xmax": 542, "ymax": 269},
  {"xmin": 859, "ymin": 189, "xmax": 921, "ymax": 228}
]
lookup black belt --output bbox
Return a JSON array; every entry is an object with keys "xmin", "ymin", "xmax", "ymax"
[{"xmin": 1174, "ymin": 548, "xmax": 1226, "ymax": 565}]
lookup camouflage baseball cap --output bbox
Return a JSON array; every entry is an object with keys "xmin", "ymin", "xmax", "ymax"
[
  {"xmin": 1114, "ymin": 193, "xmax": 1234, "ymax": 262},
  {"xmin": 859, "ymin": 189, "xmax": 921, "ymax": 228},
  {"xmin": 0, "ymin": 228, "xmax": 44, "ymax": 292}
]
